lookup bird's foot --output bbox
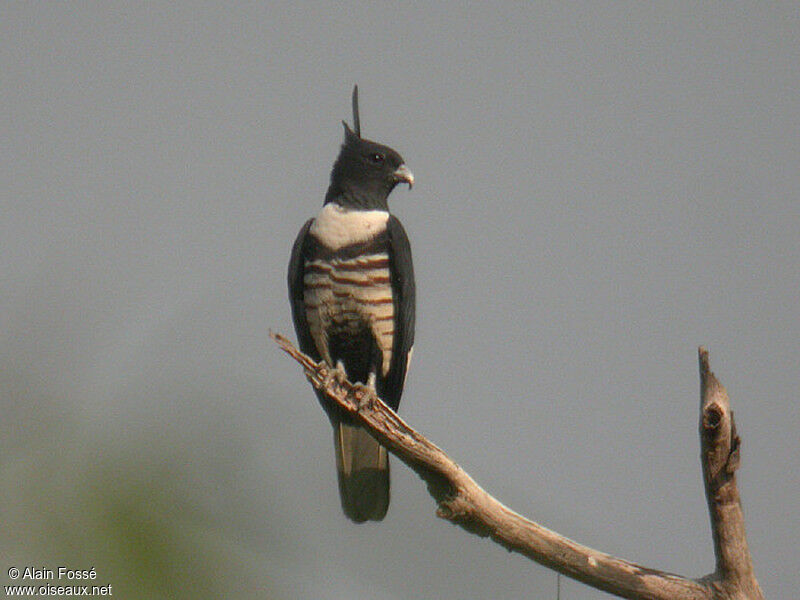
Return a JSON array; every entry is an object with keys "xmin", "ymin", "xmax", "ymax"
[
  {"xmin": 356, "ymin": 372, "xmax": 378, "ymax": 409},
  {"xmin": 322, "ymin": 360, "xmax": 349, "ymax": 390},
  {"xmin": 334, "ymin": 361, "xmax": 349, "ymax": 384}
]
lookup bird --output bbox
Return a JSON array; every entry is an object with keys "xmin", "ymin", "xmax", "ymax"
[{"xmin": 288, "ymin": 86, "xmax": 415, "ymax": 522}]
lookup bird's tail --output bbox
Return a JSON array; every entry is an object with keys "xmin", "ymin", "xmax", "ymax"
[{"xmin": 334, "ymin": 421, "xmax": 390, "ymax": 522}]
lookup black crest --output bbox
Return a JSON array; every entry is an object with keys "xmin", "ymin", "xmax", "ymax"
[
  {"xmin": 343, "ymin": 84, "xmax": 361, "ymax": 140},
  {"xmin": 352, "ymin": 85, "xmax": 360, "ymax": 137}
]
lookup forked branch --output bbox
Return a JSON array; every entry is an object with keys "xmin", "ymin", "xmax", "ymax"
[{"xmin": 272, "ymin": 332, "xmax": 763, "ymax": 600}]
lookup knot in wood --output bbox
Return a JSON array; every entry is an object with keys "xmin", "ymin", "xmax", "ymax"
[
  {"xmin": 703, "ymin": 403, "xmax": 723, "ymax": 430},
  {"xmin": 437, "ymin": 495, "xmax": 472, "ymax": 522}
]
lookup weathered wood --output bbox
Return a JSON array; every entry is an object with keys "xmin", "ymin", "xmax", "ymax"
[
  {"xmin": 698, "ymin": 348, "xmax": 764, "ymax": 600},
  {"xmin": 273, "ymin": 332, "xmax": 764, "ymax": 599}
]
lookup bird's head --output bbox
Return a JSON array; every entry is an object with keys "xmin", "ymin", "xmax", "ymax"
[{"xmin": 325, "ymin": 86, "xmax": 413, "ymax": 211}]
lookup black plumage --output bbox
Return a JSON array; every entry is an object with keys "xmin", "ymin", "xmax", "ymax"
[{"xmin": 288, "ymin": 86, "xmax": 415, "ymax": 522}]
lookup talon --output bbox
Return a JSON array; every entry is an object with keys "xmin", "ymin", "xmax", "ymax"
[
  {"xmin": 321, "ymin": 367, "xmax": 337, "ymax": 389},
  {"xmin": 353, "ymin": 389, "xmax": 365, "ymax": 409}
]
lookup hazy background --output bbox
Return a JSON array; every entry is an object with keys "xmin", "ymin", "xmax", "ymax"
[{"xmin": 2, "ymin": 3, "xmax": 798, "ymax": 599}]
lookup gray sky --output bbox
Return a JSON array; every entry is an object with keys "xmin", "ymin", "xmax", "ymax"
[{"xmin": 2, "ymin": 3, "xmax": 798, "ymax": 599}]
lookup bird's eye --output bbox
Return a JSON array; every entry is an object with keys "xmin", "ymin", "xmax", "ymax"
[{"xmin": 369, "ymin": 153, "xmax": 385, "ymax": 164}]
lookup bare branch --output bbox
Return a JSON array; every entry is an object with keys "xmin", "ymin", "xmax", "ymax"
[
  {"xmin": 698, "ymin": 348, "xmax": 764, "ymax": 600},
  {"xmin": 272, "ymin": 332, "xmax": 763, "ymax": 600}
]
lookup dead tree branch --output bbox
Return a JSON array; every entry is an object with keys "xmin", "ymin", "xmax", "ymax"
[
  {"xmin": 272, "ymin": 332, "xmax": 763, "ymax": 600},
  {"xmin": 697, "ymin": 349, "xmax": 764, "ymax": 600}
]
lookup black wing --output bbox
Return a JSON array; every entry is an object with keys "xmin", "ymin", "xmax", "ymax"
[
  {"xmin": 383, "ymin": 215, "xmax": 416, "ymax": 411},
  {"xmin": 287, "ymin": 219, "xmax": 320, "ymax": 361}
]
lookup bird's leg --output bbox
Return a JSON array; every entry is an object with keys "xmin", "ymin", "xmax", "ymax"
[
  {"xmin": 360, "ymin": 371, "xmax": 378, "ymax": 409},
  {"xmin": 334, "ymin": 360, "xmax": 348, "ymax": 384},
  {"xmin": 322, "ymin": 359, "xmax": 349, "ymax": 389}
]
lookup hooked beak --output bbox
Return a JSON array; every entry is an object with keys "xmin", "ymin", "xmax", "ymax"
[{"xmin": 393, "ymin": 164, "xmax": 414, "ymax": 189}]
